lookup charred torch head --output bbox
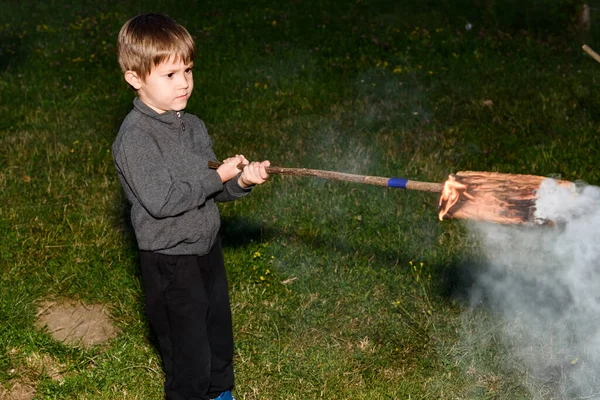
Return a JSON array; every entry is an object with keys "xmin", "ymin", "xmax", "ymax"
[{"xmin": 437, "ymin": 172, "xmax": 563, "ymax": 225}]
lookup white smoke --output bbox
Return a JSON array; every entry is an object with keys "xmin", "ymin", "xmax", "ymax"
[{"xmin": 467, "ymin": 179, "xmax": 600, "ymax": 398}]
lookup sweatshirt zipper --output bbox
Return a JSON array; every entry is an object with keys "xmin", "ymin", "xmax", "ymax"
[{"xmin": 176, "ymin": 111, "xmax": 186, "ymax": 131}]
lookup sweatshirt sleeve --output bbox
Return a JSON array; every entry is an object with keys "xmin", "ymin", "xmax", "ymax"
[
  {"xmin": 115, "ymin": 127, "xmax": 224, "ymax": 218},
  {"xmin": 188, "ymin": 115, "xmax": 253, "ymax": 203},
  {"xmin": 214, "ymin": 174, "xmax": 252, "ymax": 202}
]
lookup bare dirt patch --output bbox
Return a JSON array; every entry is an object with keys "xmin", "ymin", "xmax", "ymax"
[
  {"xmin": 1, "ymin": 349, "xmax": 67, "ymax": 400},
  {"xmin": 35, "ymin": 300, "xmax": 120, "ymax": 348},
  {"xmin": 0, "ymin": 381, "xmax": 36, "ymax": 400},
  {"xmin": 4, "ymin": 300, "xmax": 121, "ymax": 398},
  {"xmin": 24, "ymin": 352, "xmax": 66, "ymax": 381}
]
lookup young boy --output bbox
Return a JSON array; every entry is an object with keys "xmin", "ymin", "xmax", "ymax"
[{"xmin": 112, "ymin": 13, "xmax": 269, "ymax": 400}]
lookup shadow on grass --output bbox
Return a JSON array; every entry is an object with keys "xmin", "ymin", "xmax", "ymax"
[
  {"xmin": 226, "ymin": 212, "xmax": 483, "ymax": 308},
  {"xmin": 118, "ymin": 192, "xmax": 483, "ymax": 304},
  {"xmin": 220, "ymin": 215, "xmax": 266, "ymax": 247},
  {"xmin": 0, "ymin": 31, "xmax": 24, "ymax": 72},
  {"xmin": 113, "ymin": 193, "xmax": 482, "ymax": 369},
  {"xmin": 438, "ymin": 257, "xmax": 483, "ymax": 306}
]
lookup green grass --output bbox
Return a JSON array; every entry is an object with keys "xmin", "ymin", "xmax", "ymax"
[{"xmin": 1, "ymin": 0, "xmax": 599, "ymax": 398}]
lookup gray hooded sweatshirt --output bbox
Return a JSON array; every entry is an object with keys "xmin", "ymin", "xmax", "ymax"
[{"xmin": 112, "ymin": 98, "xmax": 250, "ymax": 255}]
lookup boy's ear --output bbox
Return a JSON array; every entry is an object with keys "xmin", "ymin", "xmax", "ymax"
[{"xmin": 124, "ymin": 70, "xmax": 143, "ymax": 90}]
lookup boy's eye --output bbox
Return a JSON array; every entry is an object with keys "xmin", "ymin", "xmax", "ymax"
[
  {"xmin": 166, "ymin": 73, "xmax": 175, "ymax": 78},
  {"xmin": 185, "ymin": 68, "xmax": 193, "ymax": 74}
]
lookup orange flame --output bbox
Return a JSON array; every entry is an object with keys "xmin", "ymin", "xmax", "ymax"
[{"xmin": 438, "ymin": 174, "xmax": 474, "ymax": 221}]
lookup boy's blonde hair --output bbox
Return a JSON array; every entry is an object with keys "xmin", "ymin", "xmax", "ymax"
[{"xmin": 117, "ymin": 13, "xmax": 195, "ymax": 79}]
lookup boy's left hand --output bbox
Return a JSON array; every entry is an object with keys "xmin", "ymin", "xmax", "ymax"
[
  {"xmin": 217, "ymin": 154, "xmax": 248, "ymax": 183},
  {"xmin": 238, "ymin": 160, "xmax": 270, "ymax": 188}
]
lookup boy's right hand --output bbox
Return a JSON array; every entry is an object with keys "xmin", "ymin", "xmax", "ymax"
[{"xmin": 216, "ymin": 154, "xmax": 247, "ymax": 182}]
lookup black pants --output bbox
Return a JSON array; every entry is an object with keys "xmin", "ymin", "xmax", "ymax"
[{"xmin": 140, "ymin": 239, "xmax": 234, "ymax": 400}]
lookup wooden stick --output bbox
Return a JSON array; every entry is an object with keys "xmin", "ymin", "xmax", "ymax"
[
  {"xmin": 582, "ymin": 44, "xmax": 600, "ymax": 64},
  {"xmin": 210, "ymin": 161, "xmax": 576, "ymax": 225},
  {"xmin": 207, "ymin": 161, "xmax": 443, "ymax": 193}
]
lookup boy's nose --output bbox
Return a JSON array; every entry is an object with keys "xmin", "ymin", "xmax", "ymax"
[{"xmin": 178, "ymin": 75, "xmax": 190, "ymax": 88}]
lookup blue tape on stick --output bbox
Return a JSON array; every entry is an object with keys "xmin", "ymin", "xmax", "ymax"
[{"xmin": 387, "ymin": 178, "xmax": 408, "ymax": 189}]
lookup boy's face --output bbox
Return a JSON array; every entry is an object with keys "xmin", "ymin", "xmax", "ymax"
[{"xmin": 126, "ymin": 56, "xmax": 194, "ymax": 114}]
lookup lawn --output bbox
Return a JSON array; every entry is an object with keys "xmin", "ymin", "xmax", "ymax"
[{"xmin": 1, "ymin": 0, "xmax": 600, "ymax": 399}]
